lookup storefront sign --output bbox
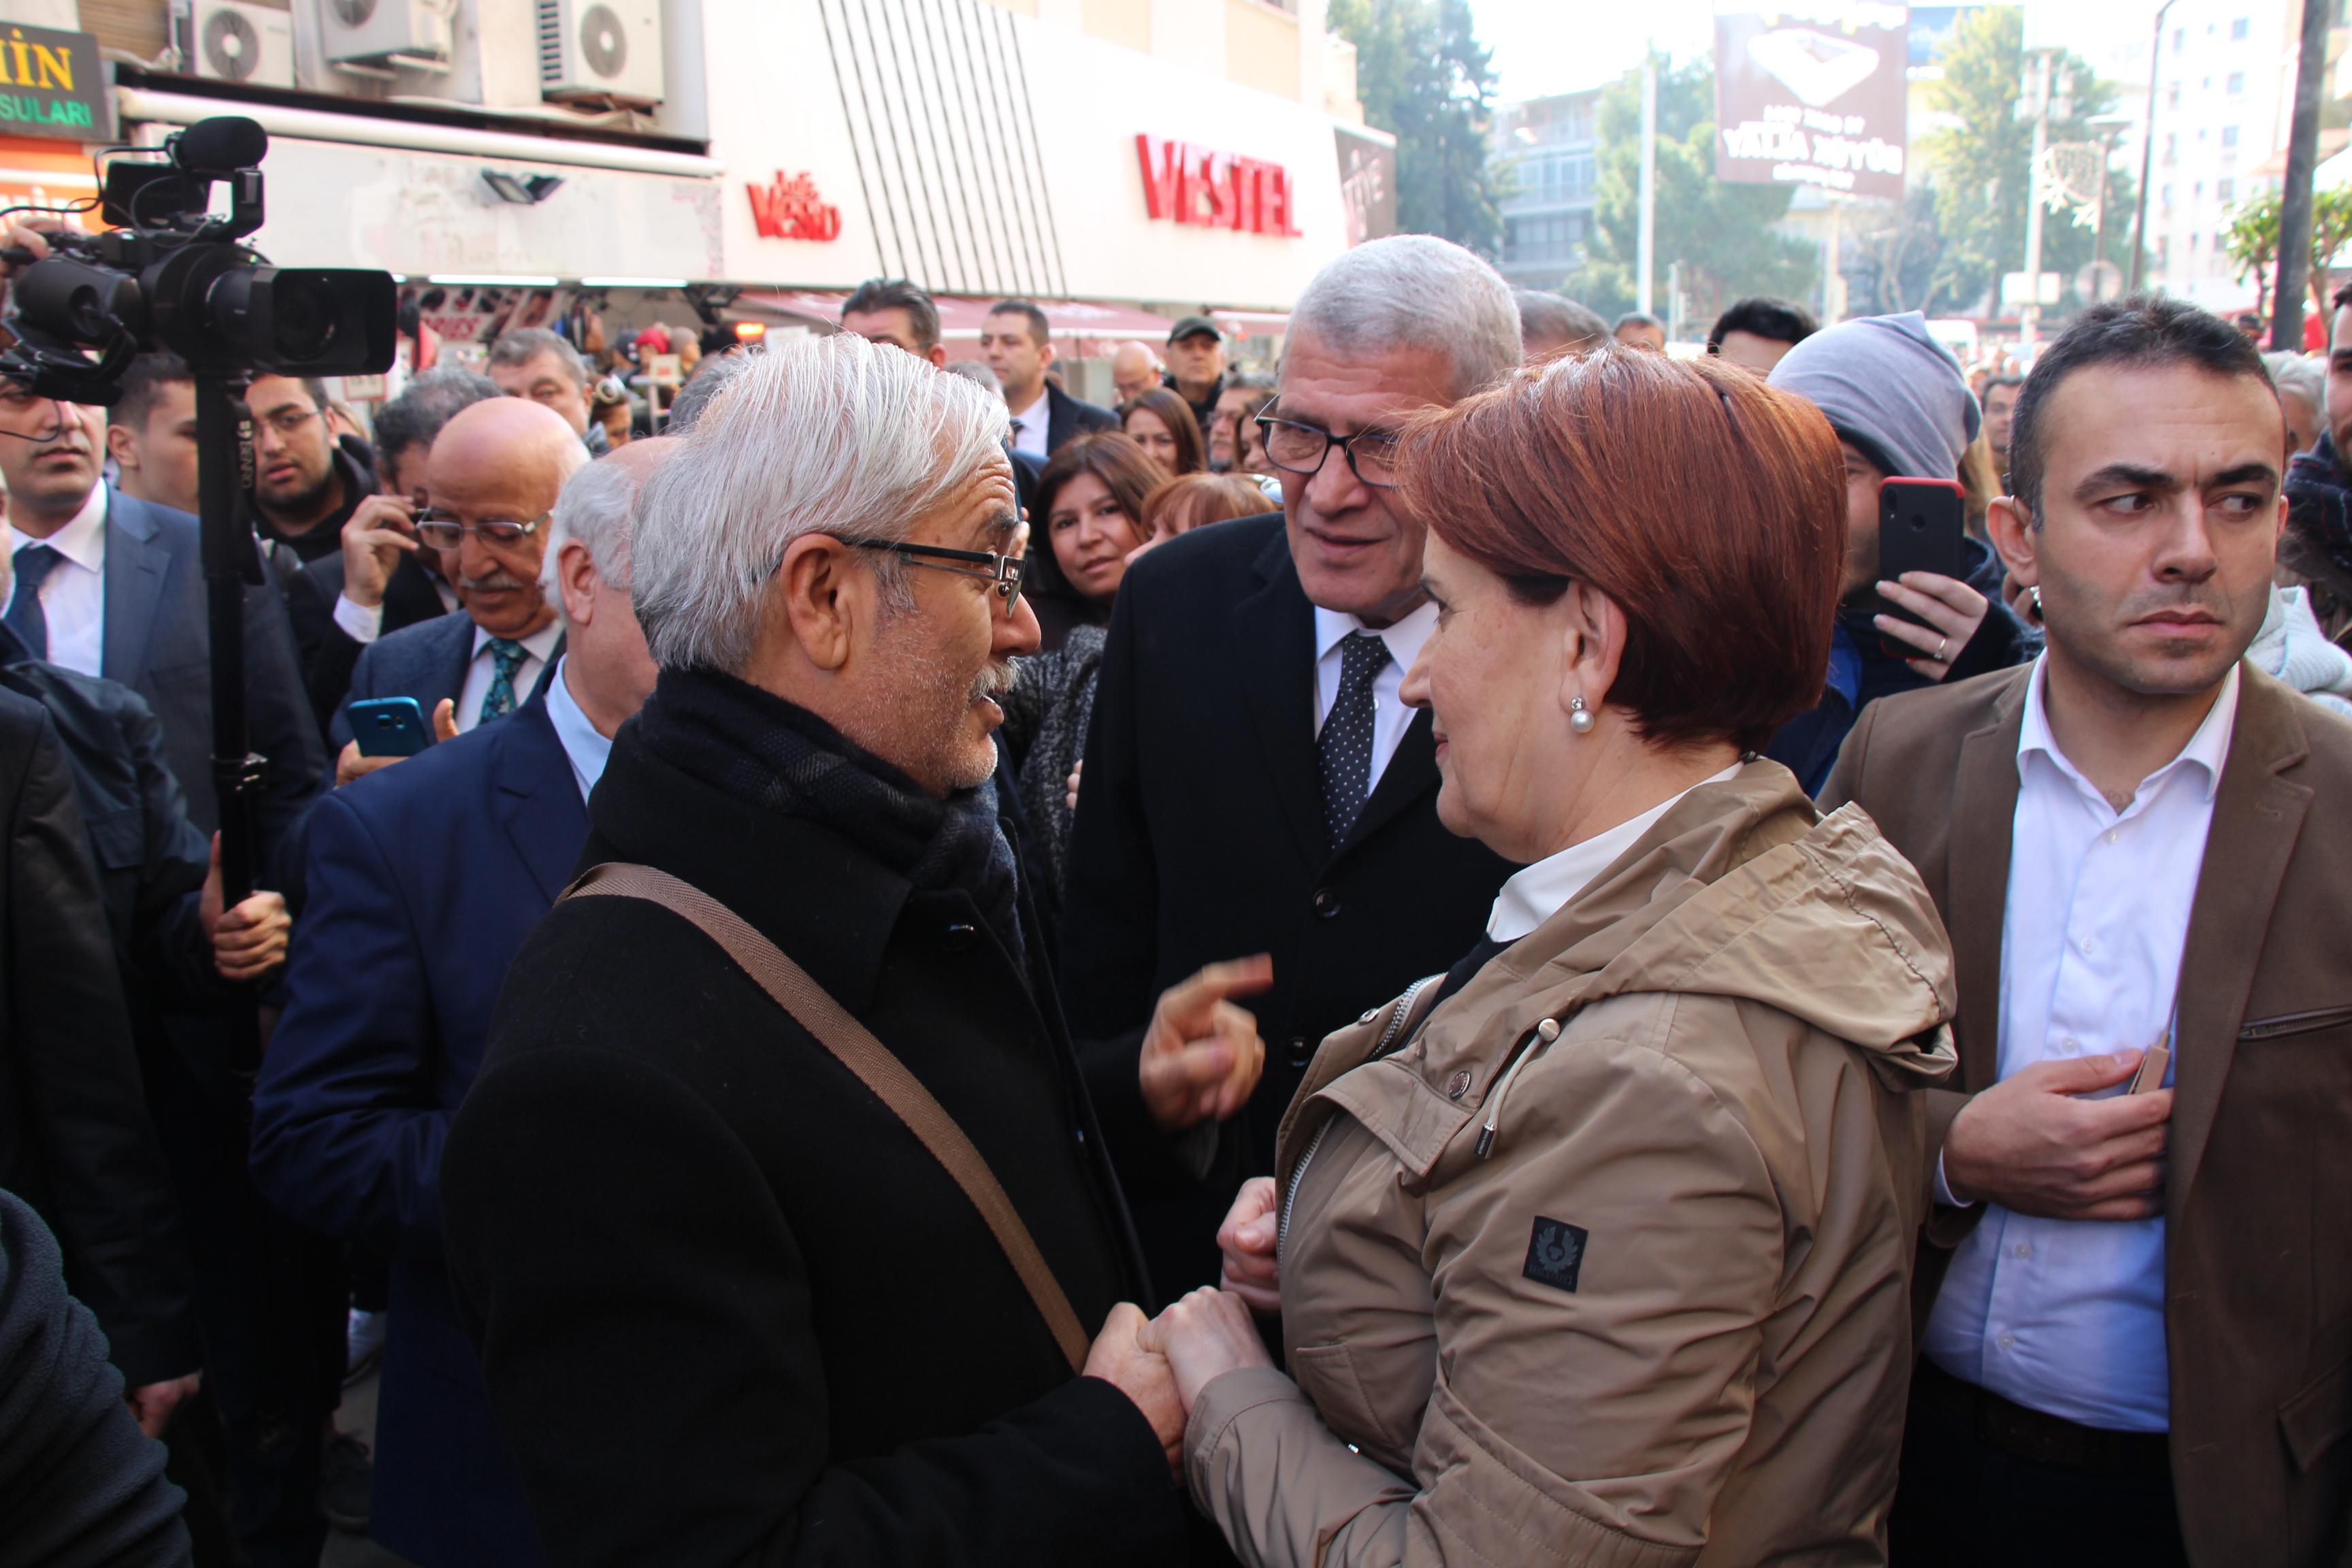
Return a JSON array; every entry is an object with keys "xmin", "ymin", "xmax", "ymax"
[
  {"xmin": 1714, "ymin": 2, "xmax": 1908, "ymax": 199},
  {"xmin": 0, "ymin": 25, "xmax": 108, "ymax": 140},
  {"xmin": 1134, "ymin": 135, "xmax": 1301, "ymax": 237},
  {"xmin": 1335, "ymin": 127, "xmax": 1395, "ymax": 248},
  {"xmin": 746, "ymin": 169, "xmax": 842, "ymax": 241}
]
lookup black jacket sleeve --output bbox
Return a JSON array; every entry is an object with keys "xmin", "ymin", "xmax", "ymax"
[
  {"xmin": 243, "ymin": 553, "xmax": 328, "ymax": 886},
  {"xmin": 442, "ymin": 1045, "xmax": 1184, "ymax": 1568},
  {"xmin": 0, "ymin": 704, "xmax": 199, "ymax": 1388},
  {"xmin": 0, "ymin": 1190, "xmax": 191, "ymax": 1567}
]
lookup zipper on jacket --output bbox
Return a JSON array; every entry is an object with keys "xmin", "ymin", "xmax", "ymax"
[
  {"xmin": 1475, "ymin": 1017, "xmax": 1561, "ymax": 1159},
  {"xmin": 1280, "ymin": 975, "xmax": 1439, "ymax": 1258}
]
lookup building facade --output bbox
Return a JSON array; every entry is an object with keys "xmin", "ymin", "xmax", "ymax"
[{"xmin": 1492, "ymin": 88, "xmax": 1600, "ymax": 290}]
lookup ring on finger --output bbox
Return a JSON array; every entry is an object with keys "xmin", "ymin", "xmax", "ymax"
[{"xmin": 1936, "ymin": 635, "xmax": 1949, "ymax": 662}]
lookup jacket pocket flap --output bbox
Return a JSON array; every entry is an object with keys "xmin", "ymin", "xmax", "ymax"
[
  {"xmin": 83, "ymin": 806, "xmax": 144, "ymax": 871},
  {"xmin": 1318, "ymin": 1058, "xmax": 1477, "ymax": 1181},
  {"xmin": 2240, "ymin": 1006, "xmax": 2352, "ymax": 1042},
  {"xmin": 2278, "ymin": 1352, "xmax": 2352, "ymax": 1473}
]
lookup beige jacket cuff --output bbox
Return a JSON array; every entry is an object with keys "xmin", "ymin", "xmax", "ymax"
[{"xmin": 1186, "ymin": 1366, "xmax": 1411, "ymax": 1568}]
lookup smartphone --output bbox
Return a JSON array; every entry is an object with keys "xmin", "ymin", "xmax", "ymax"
[
  {"xmin": 349, "ymin": 696, "xmax": 433, "ymax": 758},
  {"xmin": 1876, "ymin": 477, "xmax": 1968, "ymax": 634}
]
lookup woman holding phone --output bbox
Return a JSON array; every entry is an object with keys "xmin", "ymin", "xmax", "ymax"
[{"xmin": 1141, "ymin": 347, "xmax": 1959, "ymax": 1568}]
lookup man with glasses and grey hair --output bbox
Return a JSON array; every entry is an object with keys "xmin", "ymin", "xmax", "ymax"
[
  {"xmin": 1060, "ymin": 234, "xmax": 1520, "ymax": 1299},
  {"xmin": 253, "ymin": 437, "xmax": 669, "ymax": 1568},
  {"xmin": 440, "ymin": 333, "xmax": 1262, "ymax": 1566},
  {"xmin": 328, "ymin": 397, "xmax": 584, "ymax": 784}
]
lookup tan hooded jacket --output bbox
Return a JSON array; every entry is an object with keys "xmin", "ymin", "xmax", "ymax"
[{"xmin": 1185, "ymin": 766, "xmax": 1957, "ymax": 1568}]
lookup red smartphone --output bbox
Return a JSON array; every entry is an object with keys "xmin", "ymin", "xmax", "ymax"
[{"xmin": 1875, "ymin": 477, "xmax": 1967, "ymax": 639}]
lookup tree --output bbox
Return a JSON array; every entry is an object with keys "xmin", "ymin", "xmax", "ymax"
[
  {"xmin": 1918, "ymin": 6, "xmax": 2136, "ymax": 319},
  {"xmin": 2219, "ymin": 184, "xmax": 2352, "ymax": 323},
  {"xmin": 1563, "ymin": 56, "xmax": 1817, "ymax": 323},
  {"xmin": 1327, "ymin": 0, "xmax": 1505, "ymax": 253}
]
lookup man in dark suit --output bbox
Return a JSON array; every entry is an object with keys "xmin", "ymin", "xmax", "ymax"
[
  {"xmin": 981, "ymin": 298, "xmax": 1118, "ymax": 461},
  {"xmin": 252, "ymin": 441, "xmax": 668, "ymax": 1568},
  {"xmin": 441, "ymin": 335, "xmax": 1258, "ymax": 1565},
  {"xmin": 0, "ymin": 382, "xmax": 323, "ymax": 850},
  {"xmin": 329, "ymin": 398, "xmax": 582, "ymax": 781},
  {"xmin": 1060, "ymin": 235, "xmax": 1522, "ymax": 1296},
  {"xmin": 291, "ymin": 367, "xmax": 494, "ymax": 731},
  {"xmin": 1826, "ymin": 295, "xmax": 2352, "ymax": 1565}
]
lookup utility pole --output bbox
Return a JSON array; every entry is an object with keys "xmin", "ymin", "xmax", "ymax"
[
  {"xmin": 2020, "ymin": 50, "xmax": 2064, "ymax": 353},
  {"xmin": 1667, "ymin": 259, "xmax": 1681, "ymax": 341},
  {"xmin": 1825, "ymin": 197, "xmax": 1845, "ymax": 323},
  {"xmin": 2129, "ymin": 0, "xmax": 2177, "ymax": 293},
  {"xmin": 2273, "ymin": 0, "xmax": 2332, "ymax": 350},
  {"xmin": 1637, "ymin": 46, "xmax": 1656, "ymax": 316}
]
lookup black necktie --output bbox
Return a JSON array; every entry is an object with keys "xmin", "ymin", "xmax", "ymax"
[
  {"xmin": 5, "ymin": 543, "xmax": 63, "ymax": 660},
  {"xmin": 1319, "ymin": 630, "xmax": 1391, "ymax": 851}
]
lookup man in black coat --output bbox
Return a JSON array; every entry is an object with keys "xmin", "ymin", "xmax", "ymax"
[
  {"xmin": 0, "ymin": 683, "xmax": 203, "ymax": 1439},
  {"xmin": 442, "ymin": 334, "xmax": 1260, "ymax": 1566},
  {"xmin": 1060, "ymin": 235, "xmax": 1523, "ymax": 1297},
  {"xmin": 981, "ymin": 299, "xmax": 1119, "ymax": 460}
]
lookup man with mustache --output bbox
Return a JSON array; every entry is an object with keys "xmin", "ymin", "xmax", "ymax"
[
  {"xmin": 1825, "ymin": 295, "xmax": 2352, "ymax": 1566},
  {"xmin": 328, "ymin": 398, "xmax": 583, "ymax": 785},
  {"xmin": 440, "ymin": 335, "xmax": 1264, "ymax": 1565}
]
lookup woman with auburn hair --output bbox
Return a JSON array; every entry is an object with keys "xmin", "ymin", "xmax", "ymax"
[
  {"xmin": 1118, "ymin": 385, "xmax": 1205, "ymax": 476},
  {"xmin": 1126, "ymin": 471, "xmax": 1271, "ymax": 563},
  {"xmin": 1019, "ymin": 431, "xmax": 1160, "ymax": 651},
  {"xmin": 1142, "ymin": 348, "xmax": 1960, "ymax": 1567}
]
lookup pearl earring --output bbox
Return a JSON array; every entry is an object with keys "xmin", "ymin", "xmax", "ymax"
[{"xmin": 1569, "ymin": 696, "xmax": 1596, "ymax": 734}]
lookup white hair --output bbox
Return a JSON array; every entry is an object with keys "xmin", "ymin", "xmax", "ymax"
[
  {"xmin": 538, "ymin": 453, "xmax": 649, "ymax": 616},
  {"xmin": 630, "ymin": 332, "xmax": 1009, "ymax": 672},
  {"xmin": 2267, "ymin": 350, "xmax": 2324, "ymax": 412},
  {"xmin": 1282, "ymin": 234, "xmax": 1520, "ymax": 402}
]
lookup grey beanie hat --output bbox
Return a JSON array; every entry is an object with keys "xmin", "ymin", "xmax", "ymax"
[{"xmin": 1767, "ymin": 310, "xmax": 1980, "ymax": 480}]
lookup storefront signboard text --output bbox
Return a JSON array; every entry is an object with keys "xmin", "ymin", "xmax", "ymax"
[{"xmin": 1135, "ymin": 135, "xmax": 1301, "ymax": 237}]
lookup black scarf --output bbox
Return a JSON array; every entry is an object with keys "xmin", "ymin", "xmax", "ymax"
[
  {"xmin": 636, "ymin": 666, "xmax": 1023, "ymax": 961},
  {"xmin": 2289, "ymin": 432, "xmax": 2352, "ymax": 584}
]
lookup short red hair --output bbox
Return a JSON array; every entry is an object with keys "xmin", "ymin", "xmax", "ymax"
[{"xmin": 1401, "ymin": 345, "xmax": 1844, "ymax": 752}]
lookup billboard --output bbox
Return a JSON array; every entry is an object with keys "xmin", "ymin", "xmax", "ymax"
[
  {"xmin": 1335, "ymin": 126, "xmax": 1396, "ymax": 247},
  {"xmin": 1715, "ymin": 2, "xmax": 1909, "ymax": 201}
]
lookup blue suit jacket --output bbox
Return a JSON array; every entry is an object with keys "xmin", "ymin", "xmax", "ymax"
[
  {"xmin": 251, "ymin": 684, "xmax": 582, "ymax": 1567},
  {"xmin": 329, "ymin": 610, "xmax": 561, "ymax": 750},
  {"xmin": 100, "ymin": 487, "xmax": 324, "ymax": 853}
]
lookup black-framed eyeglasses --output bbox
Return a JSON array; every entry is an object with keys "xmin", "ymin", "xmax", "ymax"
[
  {"xmin": 416, "ymin": 511, "xmax": 549, "ymax": 549},
  {"xmin": 836, "ymin": 536, "xmax": 1029, "ymax": 610},
  {"xmin": 1256, "ymin": 414, "xmax": 1402, "ymax": 489}
]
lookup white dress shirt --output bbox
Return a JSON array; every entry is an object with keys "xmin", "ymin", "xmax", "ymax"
[
  {"xmin": 541, "ymin": 657, "xmax": 611, "ymax": 804},
  {"xmin": 331, "ymin": 573, "xmax": 463, "ymax": 644},
  {"xmin": 1486, "ymin": 764, "xmax": 1742, "ymax": 941},
  {"xmin": 5, "ymin": 484, "xmax": 108, "ymax": 676},
  {"xmin": 455, "ymin": 620, "xmax": 563, "ymax": 734},
  {"xmin": 1922, "ymin": 655, "xmax": 2238, "ymax": 1433},
  {"xmin": 1009, "ymin": 387, "xmax": 1051, "ymax": 461},
  {"xmin": 1311, "ymin": 600, "xmax": 1438, "ymax": 796}
]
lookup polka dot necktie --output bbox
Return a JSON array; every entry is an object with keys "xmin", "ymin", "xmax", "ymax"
[
  {"xmin": 1319, "ymin": 631, "xmax": 1391, "ymax": 851},
  {"xmin": 478, "ymin": 637, "xmax": 528, "ymax": 725}
]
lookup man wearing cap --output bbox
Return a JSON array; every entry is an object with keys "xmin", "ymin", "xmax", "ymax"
[
  {"xmin": 1763, "ymin": 310, "xmax": 2040, "ymax": 793},
  {"xmin": 1164, "ymin": 316, "xmax": 1228, "ymax": 436}
]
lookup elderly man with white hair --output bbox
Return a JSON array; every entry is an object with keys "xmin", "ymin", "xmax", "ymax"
[
  {"xmin": 250, "ymin": 440, "xmax": 670, "ymax": 1568},
  {"xmin": 1059, "ymin": 234, "xmax": 1522, "ymax": 1299},
  {"xmin": 439, "ymin": 334, "xmax": 1264, "ymax": 1567}
]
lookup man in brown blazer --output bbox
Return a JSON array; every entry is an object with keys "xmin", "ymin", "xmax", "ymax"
[{"xmin": 1827, "ymin": 295, "xmax": 2352, "ymax": 1566}]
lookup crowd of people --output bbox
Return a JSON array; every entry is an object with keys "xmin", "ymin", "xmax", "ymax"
[{"xmin": 1, "ymin": 218, "xmax": 2350, "ymax": 1568}]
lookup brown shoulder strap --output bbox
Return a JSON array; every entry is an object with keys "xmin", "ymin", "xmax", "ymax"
[{"xmin": 561, "ymin": 861, "xmax": 1091, "ymax": 1373}]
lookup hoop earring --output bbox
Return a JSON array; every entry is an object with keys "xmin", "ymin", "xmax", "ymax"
[{"xmin": 1569, "ymin": 696, "xmax": 1596, "ymax": 735}]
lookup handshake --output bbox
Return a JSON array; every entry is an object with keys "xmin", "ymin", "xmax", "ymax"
[{"xmin": 1081, "ymin": 1175, "xmax": 1287, "ymax": 1478}]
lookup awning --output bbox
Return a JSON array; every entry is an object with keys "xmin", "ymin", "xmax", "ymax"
[{"xmin": 734, "ymin": 291, "xmax": 1177, "ymax": 342}]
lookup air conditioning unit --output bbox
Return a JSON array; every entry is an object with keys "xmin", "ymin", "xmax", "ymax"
[
  {"xmin": 319, "ymin": 0, "xmax": 453, "ymax": 66},
  {"xmin": 192, "ymin": 0, "xmax": 294, "ymax": 87},
  {"xmin": 536, "ymin": 0, "xmax": 664, "ymax": 105}
]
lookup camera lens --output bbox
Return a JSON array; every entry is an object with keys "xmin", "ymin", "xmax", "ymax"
[{"xmin": 270, "ymin": 274, "xmax": 338, "ymax": 362}]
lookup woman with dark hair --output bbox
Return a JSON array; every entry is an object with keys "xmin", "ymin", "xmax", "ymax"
[
  {"xmin": 1118, "ymin": 386, "xmax": 1205, "ymax": 476},
  {"xmin": 1142, "ymin": 348, "xmax": 1959, "ymax": 1567},
  {"xmin": 1019, "ymin": 431, "xmax": 1160, "ymax": 651}
]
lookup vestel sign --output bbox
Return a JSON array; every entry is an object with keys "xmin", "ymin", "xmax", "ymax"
[{"xmin": 1135, "ymin": 135, "xmax": 1301, "ymax": 237}]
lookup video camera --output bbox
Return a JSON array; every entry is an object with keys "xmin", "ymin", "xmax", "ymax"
[{"xmin": 0, "ymin": 114, "xmax": 395, "ymax": 402}]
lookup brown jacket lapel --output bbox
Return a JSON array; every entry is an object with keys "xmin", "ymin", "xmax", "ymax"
[
  {"xmin": 1944, "ymin": 672, "xmax": 2031, "ymax": 1095},
  {"xmin": 2167, "ymin": 666, "xmax": 2314, "ymax": 1216}
]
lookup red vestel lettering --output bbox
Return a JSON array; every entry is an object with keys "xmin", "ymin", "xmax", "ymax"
[
  {"xmin": 1136, "ymin": 134, "xmax": 1298, "ymax": 236},
  {"xmin": 747, "ymin": 171, "xmax": 841, "ymax": 242}
]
